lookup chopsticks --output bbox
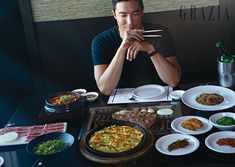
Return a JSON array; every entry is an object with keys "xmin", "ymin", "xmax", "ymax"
[
  {"xmin": 143, "ymin": 29, "xmax": 163, "ymax": 38},
  {"xmin": 144, "ymin": 29, "xmax": 163, "ymax": 33},
  {"xmin": 143, "ymin": 35, "xmax": 162, "ymax": 37}
]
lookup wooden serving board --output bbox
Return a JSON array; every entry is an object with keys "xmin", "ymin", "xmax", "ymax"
[{"xmin": 79, "ymin": 129, "xmax": 155, "ymax": 164}]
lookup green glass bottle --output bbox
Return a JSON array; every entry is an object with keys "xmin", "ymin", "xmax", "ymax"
[{"xmin": 216, "ymin": 41, "xmax": 233, "ymax": 63}]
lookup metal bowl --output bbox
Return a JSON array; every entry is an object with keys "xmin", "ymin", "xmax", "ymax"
[{"xmin": 84, "ymin": 121, "xmax": 147, "ymax": 157}]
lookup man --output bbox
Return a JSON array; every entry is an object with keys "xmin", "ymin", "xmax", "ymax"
[{"xmin": 91, "ymin": 0, "xmax": 181, "ymax": 95}]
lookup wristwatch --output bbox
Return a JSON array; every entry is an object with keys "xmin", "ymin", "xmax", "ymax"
[{"xmin": 149, "ymin": 50, "xmax": 158, "ymax": 57}]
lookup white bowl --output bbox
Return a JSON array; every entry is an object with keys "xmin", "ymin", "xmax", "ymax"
[
  {"xmin": 209, "ymin": 112, "xmax": 235, "ymax": 130},
  {"xmin": 72, "ymin": 88, "xmax": 87, "ymax": 95},
  {"xmin": 170, "ymin": 90, "xmax": 185, "ymax": 100},
  {"xmin": 82, "ymin": 92, "xmax": 99, "ymax": 102},
  {"xmin": 157, "ymin": 108, "xmax": 173, "ymax": 116}
]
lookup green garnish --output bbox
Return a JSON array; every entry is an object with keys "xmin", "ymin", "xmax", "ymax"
[
  {"xmin": 217, "ymin": 116, "xmax": 235, "ymax": 126},
  {"xmin": 59, "ymin": 95, "xmax": 72, "ymax": 103},
  {"xmin": 34, "ymin": 139, "xmax": 69, "ymax": 155}
]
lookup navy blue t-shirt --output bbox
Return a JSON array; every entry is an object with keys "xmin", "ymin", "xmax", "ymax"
[{"xmin": 91, "ymin": 23, "xmax": 176, "ymax": 88}]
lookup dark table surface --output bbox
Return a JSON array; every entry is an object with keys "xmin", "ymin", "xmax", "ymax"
[{"xmin": 0, "ymin": 83, "xmax": 235, "ymax": 167}]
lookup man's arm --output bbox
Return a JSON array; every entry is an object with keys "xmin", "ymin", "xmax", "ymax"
[
  {"xmin": 93, "ymin": 30, "xmax": 144, "ymax": 95},
  {"xmin": 150, "ymin": 53, "xmax": 181, "ymax": 87},
  {"xmin": 94, "ymin": 47, "xmax": 126, "ymax": 95},
  {"xmin": 125, "ymin": 29, "xmax": 181, "ymax": 87},
  {"xmin": 127, "ymin": 41, "xmax": 181, "ymax": 87}
]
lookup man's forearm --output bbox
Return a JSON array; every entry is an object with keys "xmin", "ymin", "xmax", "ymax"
[
  {"xmin": 150, "ymin": 54, "xmax": 181, "ymax": 87},
  {"xmin": 96, "ymin": 48, "xmax": 127, "ymax": 95}
]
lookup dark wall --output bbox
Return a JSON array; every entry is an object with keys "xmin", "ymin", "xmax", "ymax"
[
  {"xmin": 33, "ymin": 18, "xmax": 116, "ymax": 94},
  {"xmin": 143, "ymin": 8, "xmax": 223, "ymax": 83},
  {"xmin": 0, "ymin": 0, "xmax": 33, "ymax": 127},
  {"xmin": 229, "ymin": 0, "xmax": 235, "ymax": 53}
]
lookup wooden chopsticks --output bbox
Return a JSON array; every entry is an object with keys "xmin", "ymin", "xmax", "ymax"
[{"xmin": 143, "ymin": 29, "xmax": 163, "ymax": 38}]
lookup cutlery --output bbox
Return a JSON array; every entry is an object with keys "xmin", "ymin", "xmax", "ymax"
[
  {"xmin": 144, "ymin": 29, "xmax": 163, "ymax": 33},
  {"xmin": 143, "ymin": 29, "xmax": 163, "ymax": 38},
  {"xmin": 129, "ymin": 95, "xmax": 135, "ymax": 101},
  {"xmin": 4, "ymin": 122, "xmax": 16, "ymax": 128}
]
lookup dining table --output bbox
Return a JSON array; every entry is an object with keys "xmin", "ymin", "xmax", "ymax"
[{"xmin": 0, "ymin": 82, "xmax": 234, "ymax": 167}]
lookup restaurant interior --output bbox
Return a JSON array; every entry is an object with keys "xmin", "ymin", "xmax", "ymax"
[{"xmin": 0, "ymin": 0, "xmax": 235, "ymax": 166}]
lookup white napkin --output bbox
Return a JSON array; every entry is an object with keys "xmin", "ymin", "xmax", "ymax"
[{"xmin": 108, "ymin": 86, "xmax": 172, "ymax": 104}]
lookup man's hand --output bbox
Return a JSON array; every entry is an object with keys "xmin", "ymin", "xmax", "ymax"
[
  {"xmin": 120, "ymin": 29, "xmax": 144, "ymax": 50},
  {"xmin": 126, "ymin": 40, "xmax": 142, "ymax": 61},
  {"xmin": 120, "ymin": 29, "xmax": 156, "ymax": 61},
  {"xmin": 127, "ymin": 40, "xmax": 156, "ymax": 61}
]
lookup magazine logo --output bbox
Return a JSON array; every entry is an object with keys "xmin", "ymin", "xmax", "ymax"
[{"xmin": 180, "ymin": 5, "xmax": 229, "ymax": 21}]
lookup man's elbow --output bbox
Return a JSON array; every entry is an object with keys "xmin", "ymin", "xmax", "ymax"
[
  {"xmin": 100, "ymin": 89, "xmax": 112, "ymax": 96},
  {"xmin": 169, "ymin": 81, "xmax": 179, "ymax": 88},
  {"xmin": 168, "ymin": 76, "xmax": 181, "ymax": 87},
  {"xmin": 98, "ymin": 85, "xmax": 113, "ymax": 96}
]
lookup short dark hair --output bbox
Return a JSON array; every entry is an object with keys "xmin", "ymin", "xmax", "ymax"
[{"xmin": 112, "ymin": 0, "xmax": 144, "ymax": 10}]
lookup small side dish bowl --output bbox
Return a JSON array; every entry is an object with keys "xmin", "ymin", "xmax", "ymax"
[
  {"xmin": 209, "ymin": 112, "xmax": 235, "ymax": 130},
  {"xmin": 72, "ymin": 88, "xmax": 87, "ymax": 95},
  {"xmin": 26, "ymin": 132, "xmax": 74, "ymax": 157},
  {"xmin": 170, "ymin": 90, "xmax": 185, "ymax": 100},
  {"xmin": 157, "ymin": 108, "xmax": 173, "ymax": 116},
  {"xmin": 82, "ymin": 92, "xmax": 99, "ymax": 102}
]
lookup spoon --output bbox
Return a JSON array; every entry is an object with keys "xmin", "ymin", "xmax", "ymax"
[
  {"xmin": 129, "ymin": 95, "xmax": 135, "ymax": 101},
  {"xmin": 4, "ymin": 123, "xmax": 16, "ymax": 128}
]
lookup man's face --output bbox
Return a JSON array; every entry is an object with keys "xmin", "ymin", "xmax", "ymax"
[{"xmin": 112, "ymin": 0, "xmax": 144, "ymax": 36}]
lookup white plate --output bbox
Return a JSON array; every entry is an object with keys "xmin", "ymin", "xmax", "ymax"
[
  {"xmin": 0, "ymin": 156, "xmax": 4, "ymax": 166},
  {"xmin": 132, "ymin": 84, "xmax": 166, "ymax": 99},
  {"xmin": 0, "ymin": 123, "xmax": 67, "ymax": 147},
  {"xmin": 171, "ymin": 116, "xmax": 213, "ymax": 135},
  {"xmin": 182, "ymin": 85, "xmax": 235, "ymax": 111},
  {"xmin": 170, "ymin": 90, "xmax": 185, "ymax": 100},
  {"xmin": 155, "ymin": 133, "xmax": 199, "ymax": 156},
  {"xmin": 205, "ymin": 131, "xmax": 235, "ymax": 153}
]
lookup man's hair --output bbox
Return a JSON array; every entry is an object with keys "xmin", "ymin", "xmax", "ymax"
[{"xmin": 112, "ymin": 0, "xmax": 144, "ymax": 10}]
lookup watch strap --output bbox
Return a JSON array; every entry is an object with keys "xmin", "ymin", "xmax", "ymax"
[{"xmin": 149, "ymin": 50, "xmax": 158, "ymax": 57}]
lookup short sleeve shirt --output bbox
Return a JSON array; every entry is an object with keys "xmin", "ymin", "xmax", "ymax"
[{"xmin": 91, "ymin": 23, "xmax": 176, "ymax": 88}]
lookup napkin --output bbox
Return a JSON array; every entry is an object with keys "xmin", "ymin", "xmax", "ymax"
[{"xmin": 108, "ymin": 86, "xmax": 172, "ymax": 104}]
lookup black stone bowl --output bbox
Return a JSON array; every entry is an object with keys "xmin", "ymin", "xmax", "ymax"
[
  {"xmin": 84, "ymin": 121, "xmax": 147, "ymax": 158},
  {"xmin": 26, "ymin": 132, "xmax": 74, "ymax": 157},
  {"xmin": 44, "ymin": 91, "xmax": 86, "ymax": 113}
]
